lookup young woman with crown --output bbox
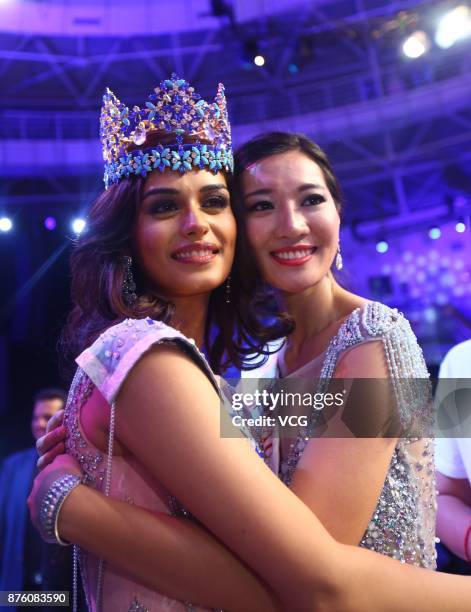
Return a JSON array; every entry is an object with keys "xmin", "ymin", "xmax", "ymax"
[{"xmin": 29, "ymin": 76, "xmax": 471, "ymax": 611}]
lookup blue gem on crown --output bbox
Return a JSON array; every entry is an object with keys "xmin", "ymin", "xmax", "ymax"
[{"xmin": 100, "ymin": 73, "xmax": 233, "ymax": 188}]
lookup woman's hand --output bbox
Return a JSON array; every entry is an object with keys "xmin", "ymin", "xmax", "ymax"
[
  {"xmin": 28, "ymin": 453, "xmax": 82, "ymax": 533},
  {"xmin": 36, "ymin": 409, "xmax": 67, "ymax": 471}
]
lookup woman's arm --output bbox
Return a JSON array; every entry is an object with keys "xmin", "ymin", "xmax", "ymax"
[
  {"xmin": 113, "ymin": 344, "xmax": 339, "ymax": 610},
  {"xmin": 60, "ymin": 481, "xmax": 278, "ymax": 611},
  {"xmin": 288, "ymin": 340, "xmax": 398, "ymax": 544},
  {"xmin": 110, "ymin": 344, "xmax": 471, "ymax": 612},
  {"xmin": 437, "ymin": 471, "xmax": 471, "ymax": 560},
  {"xmin": 36, "ymin": 345, "xmax": 471, "ymax": 612}
]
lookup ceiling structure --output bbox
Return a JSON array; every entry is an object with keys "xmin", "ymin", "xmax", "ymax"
[
  {"xmin": 0, "ymin": 0, "xmax": 470, "ymax": 422},
  {"xmin": 1, "ymin": 0, "xmax": 470, "ymax": 234}
]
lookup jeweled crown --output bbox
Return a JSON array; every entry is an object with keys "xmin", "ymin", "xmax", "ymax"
[{"xmin": 100, "ymin": 73, "xmax": 233, "ymax": 188}]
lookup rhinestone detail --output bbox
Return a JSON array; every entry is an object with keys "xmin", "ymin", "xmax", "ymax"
[
  {"xmin": 280, "ymin": 302, "xmax": 437, "ymax": 569},
  {"xmin": 129, "ymin": 597, "xmax": 149, "ymax": 612},
  {"xmin": 64, "ymin": 368, "xmax": 104, "ymax": 486}
]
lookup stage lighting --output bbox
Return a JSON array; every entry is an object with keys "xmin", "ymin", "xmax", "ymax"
[
  {"xmin": 44, "ymin": 216, "xmax": 57, "ymax": 231},
  {"xmin": 72, "ymin": 218, "xmax": 86, "ymax": 234},
  {"xmin": 0, "ymin": 217, "xmax": 12, "ymax": 232},
  {"xmin": 435, "ymin": 5, "xmax": 471, "ymax": 49},
  {"xmin": 428, "ymin": 226, "xmax": 441, "ymax": 240},
  {"xmin": 402, "ymin": 31, "xmax": 429, "ymax": 58},
  {"xmin": 376, "ymin": 240, "xmax": 389, "ymax": 253},
  {"xmin": 455, "ymin": 221, "xmax": 466, "ymax": 233},
  {"xmin": 254, "ymin": 55, "xmax": 265, "ymax": 67},
  {"xmin": 288, "ymin": 63, "xmax": 299, "ymax": 74},
  {"xmin": 424, "ymin": 307, "xmax": 437, "ymax": 323}
]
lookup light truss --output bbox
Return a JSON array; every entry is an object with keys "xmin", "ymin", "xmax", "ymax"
[{"xmin": 0, "ymin": 0, "xmax": 469, "ymax": 234}]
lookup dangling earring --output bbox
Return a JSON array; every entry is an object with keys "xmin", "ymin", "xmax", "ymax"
[
  {"xmin": 225, "ymin": 275, "xmax": 231, "ymax": 304},
  {"xmin": 122, "ymin": 255, "xmax": 137, "ymax": 306},
  {"xmin": 335, "ymin": 243, "xmax": 343, "ymax": 271}
]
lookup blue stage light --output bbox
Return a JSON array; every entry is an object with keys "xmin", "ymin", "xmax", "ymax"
[
  {"xmin": 72, "ymin": 218, "xmax": 86, "ymax": 234},
  {"xmin": 0, "ymin": 217, "xmax": 12, "ymax": 232},
  {"xmin": 44, "ymin": 216, "xmax": 57, "ymax": 231},
  {"xmin": 376, "ymin": 240, "xmax": 389, "ymax": 253}
]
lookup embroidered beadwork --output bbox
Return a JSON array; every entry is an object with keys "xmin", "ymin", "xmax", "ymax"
[
  {"xmin": 64, "ymin": 368, "xmax": 105, "ymax": 486},
  {"xmin": 129, "ymin": 597, "xmax": 149, "ymax": 612},
  {"xmin": 280, "ymin": 302, "xmax": 436, "ymax": 569}
]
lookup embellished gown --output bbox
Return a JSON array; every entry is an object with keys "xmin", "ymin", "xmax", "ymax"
[
  {"xmin": 64, "ymin": 317, "xmax": 222, "ymax": 612},
  {"xmin": 262, "ymin": 301, "xmax": 437, "ymax": 568}
]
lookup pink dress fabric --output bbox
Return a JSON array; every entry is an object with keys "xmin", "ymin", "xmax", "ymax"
[{"xmin": 64, "ymin": 317, "xmax": 219, "ymax": 612}]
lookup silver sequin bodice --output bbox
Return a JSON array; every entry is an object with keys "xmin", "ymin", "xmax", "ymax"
[{"xmin": 279, "ymin": 302, "xmax": 437, "ymax": 569}]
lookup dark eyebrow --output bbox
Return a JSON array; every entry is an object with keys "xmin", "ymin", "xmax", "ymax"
[
  {"xmin": 142, "ymin": 184, "xmax": 228, "ymax": 200},
  {"xmin": 142, "ymin": 187, "xmax": 179, "ymax": 200},
  {"xmin": 244, "ymin": 183, "xmax": 325, "ymax": 199},
  {"xmin": 243, "ymin": 188, "xmax": 272, "ymax": 199},
  {"xmin": 199, "ymin": 184, "xmax": 228, "ymax": 193},
  {"xmin": 298, "ymin": 183, "xmax": 325, "ymax": 192}
]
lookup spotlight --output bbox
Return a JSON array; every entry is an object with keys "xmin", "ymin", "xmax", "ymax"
[
  {"xmin": 436, "ymin": 292, "xmax": 448, "ymax": 306},
  {"xmin": 254, "ymin": 55, "xmax": 265, "ymax": 67},
  {"xmin": 435, "ymin": 5, "xmax": 471, "ymax": 49},
  {"xmin": 44, "ymin": 216, "xmax": 57, "ymax": 231},
  {"xmin": 402, "ymin": 31, "xmax": 429, "ymax": 58},
  {"xmin": 72, "ymin": 218, "xmax": 86, "ymax": 234},
  {"xmin": 455, "ymin": 221, "xmax": 466, "ymax": 233},
  {"xmin": 424, "ymin": 307, "xmax": 437, "ymax": 323},
  {"xmin": 288, "ymin": 63, "xmax": 299, "ymax": 74},
  {"xmin": 0, "ymin": 217, "xmax": 12, "ymax": 232},
  {"xmin": 376, "ymin": 240, "xmax": 389, "ymax": 254},
  {"xmin": 428, "ymin": 226, "xmax": 441, "ymax": 240}
]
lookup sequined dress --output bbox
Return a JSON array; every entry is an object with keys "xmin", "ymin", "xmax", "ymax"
[
  {"xmin": 64, "ymin": 317, "xmax": 220, "ymax": 612},
  {"xmin": 276, "ymin": 302, "xmax": 437, "ymax": 568}
]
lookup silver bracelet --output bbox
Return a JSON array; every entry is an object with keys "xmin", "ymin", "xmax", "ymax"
[{"xmin": 39, "ymin": 474, "xmax": 81, "ymax": 546}]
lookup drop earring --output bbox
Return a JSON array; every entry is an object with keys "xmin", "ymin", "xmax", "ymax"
[
  {"xmin": 335, "ymin": 243, "xmax": 343, "ymax": 271},
  {"xmin": 225, "ymin": 275, "xmax": 231, "ymax": 304},
  {"xmin": 122, "ymin": 255, "xmax": 137, "ymax": 306}
]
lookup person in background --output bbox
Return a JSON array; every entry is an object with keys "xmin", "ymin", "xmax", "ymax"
[
  {"xmin": 0, "ymin": 388, "xmax": 69, "ymax": 605},
  {"xmin": 435, "ymin": 339, "xmax": 471, "ymax": 575}
]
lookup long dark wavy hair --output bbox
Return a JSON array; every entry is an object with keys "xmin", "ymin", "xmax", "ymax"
[
  {"xmin": 60, "ymin": 164, "xmax": 290, "ymax": 375},
  {"xmin": 229, "ymin": 131, "xmax": 344, "ymax": 343}
]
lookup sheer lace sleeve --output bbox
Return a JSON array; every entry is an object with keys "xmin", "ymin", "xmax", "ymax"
[{"xmin": 76, "ymin": 317, "xmax": 219, "ymax": 404}]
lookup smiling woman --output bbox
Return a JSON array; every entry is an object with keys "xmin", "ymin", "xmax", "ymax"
[
  {"xmin": 27, "ymin": 85, "xmax": 471, "ymax": 611},
  {"xmin": 134, "ymin": 173, "xmax": 234, "ymax": 301},
  {"xmin": 241, "ymin": 152, "xmax": 340, "ymax": 294},
  {"xmin": 233, "ymin": 131, "xmax": 438, "ymax": 569}
]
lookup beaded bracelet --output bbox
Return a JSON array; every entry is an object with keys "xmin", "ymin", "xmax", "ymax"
[
  {"xmin": 39, "ymin": 474, "xmax": 81, "ymax": 546},
  {"xmin": 465, "ymin": 524, "xmax": 471, "ymax": 564}
]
